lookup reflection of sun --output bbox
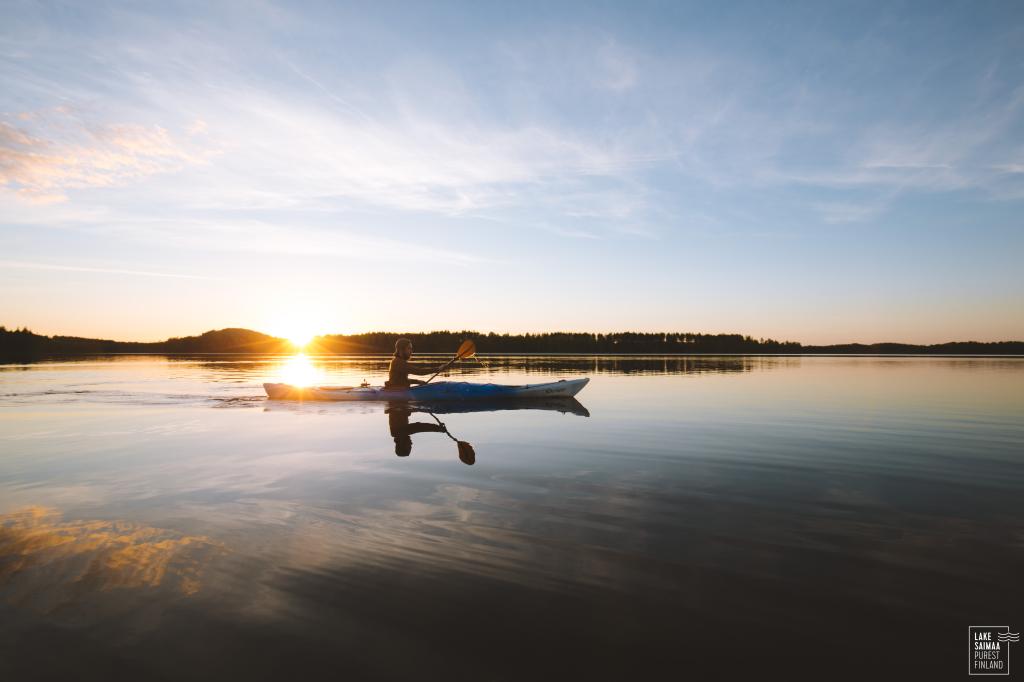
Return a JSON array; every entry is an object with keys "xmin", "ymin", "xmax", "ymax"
[{"xmin": 278, "ymin": 353, "xmax": 323, "ymax": 387}]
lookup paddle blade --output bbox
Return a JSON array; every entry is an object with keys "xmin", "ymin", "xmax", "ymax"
[
  {"xmin": 456, "ymin": 339, "xmax": 476, "ymax": 359},
  {"xmin": 457, "ymin": 441, "xmax": 476, "ymax": 465}
]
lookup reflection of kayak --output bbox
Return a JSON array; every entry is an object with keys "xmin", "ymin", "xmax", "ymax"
[
  {"xmin": 262, "ymin": 397, "xmax": 590, "ymax": 417},
  {"xmin": 263, "ymin": 378, "xmax": 590, "ymax": 401},
  {"xmin": 404, "ymin": 397, "xmax": 590, "ymax": 417}
]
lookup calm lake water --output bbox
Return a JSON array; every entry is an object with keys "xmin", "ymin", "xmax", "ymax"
[{"xmin": 1, "ymin": 355, "xmax": 1022, "ymax": 680}]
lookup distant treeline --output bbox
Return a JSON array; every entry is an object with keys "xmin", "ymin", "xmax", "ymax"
[
  {"xmin": 798, "ymin": 342, "xmax": 1024, "ymax": 354},
  {"xmin": 1, "ymin": 326, "xmax": 1022, "ymax": 362},
  {"xmin": 309, "ymin": 332, "xmax": 1024, "ymax": 355},
  {"xmin": 308, "ymin": 331, "xmax": 803, "ymax": 354}
]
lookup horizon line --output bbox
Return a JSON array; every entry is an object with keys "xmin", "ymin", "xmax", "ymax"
[{"xmin": 2, "ymin": 325, "xmax": 1021, "ymax": 348}]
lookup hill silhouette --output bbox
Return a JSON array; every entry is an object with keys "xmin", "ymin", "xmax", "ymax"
[
  {"xmin": 0, "ymin": 327, "xmax": 292, "ymax": 360},
  {"xmin": 1, "ymin": 326, "xmax": 1021, "ymax": 361}
]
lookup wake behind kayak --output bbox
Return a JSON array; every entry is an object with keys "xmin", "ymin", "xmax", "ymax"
[{"xmin": 263, "ymin": 378, "xmax": 590, "ymax": 401}]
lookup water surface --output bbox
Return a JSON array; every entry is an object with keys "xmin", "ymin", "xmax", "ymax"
[{"xmin": 1, "ymin": 355, "xmax": 1022, "ymax": 680}]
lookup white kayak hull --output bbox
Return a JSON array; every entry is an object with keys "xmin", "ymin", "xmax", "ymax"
[{"xmin": 264, "ymin": 377, "xmax": 590, "ymax": 402}]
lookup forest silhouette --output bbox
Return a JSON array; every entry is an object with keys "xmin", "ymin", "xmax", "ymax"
[{"xmin": 1, "ymin": 326, "xmax": 1020, "ymax": 362}]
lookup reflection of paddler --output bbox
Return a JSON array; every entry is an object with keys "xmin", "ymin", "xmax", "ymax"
[
  {"xmin": 387, "ymin": 406, "xmax": 445, "ymax": 456},
  {"xmin": 385, "ymin": 406, "xmax": 477, "ymax": 465}
]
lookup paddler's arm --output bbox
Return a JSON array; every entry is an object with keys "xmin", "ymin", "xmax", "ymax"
[
  {"xmin": 404, "ymin": 422, "xmax": 446, "ymax": 434},
  {"xmin": 406, "ymin": 362, "xmax": 444, "ymax": 376}
]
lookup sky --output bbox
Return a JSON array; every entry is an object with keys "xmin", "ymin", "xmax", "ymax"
[{"xmin": 1, "ymin": 0, "xmax": 1022, "ymax": 345}]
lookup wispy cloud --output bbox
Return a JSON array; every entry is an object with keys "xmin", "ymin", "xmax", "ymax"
[
  {"xmin": 0, "ymin": 202, "xmax": 487, "ymax": 267},
  {"xmin": 811, "ymin": 199, "xmax": 889, "ymax": 224},
  {"xmin": 181, "ymin": 87, "xmax": 669, "ymax": 217},
  {"xmin": 0, "ymin": 12, "xmax": 672, "ymax": 223},
  {"xmin": 0, "ymin": 260, "xmax": 222, "ymax": 280},
  {"xmin": 0, "ymin": 108, "xmax": 212, "ymax": 203},
  {"xmin": 112, "ymin": 217, "xmax": 489, "ymax": 266}
]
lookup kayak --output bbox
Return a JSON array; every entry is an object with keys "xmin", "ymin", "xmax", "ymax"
[{"xmin": 263, "ymin": 377, "xmax": 590, "ymax": 402}]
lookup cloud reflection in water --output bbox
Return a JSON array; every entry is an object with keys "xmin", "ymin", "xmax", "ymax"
[{"xmin": 0, "ymin": 507, "xmax": 225, "ymax": 611}]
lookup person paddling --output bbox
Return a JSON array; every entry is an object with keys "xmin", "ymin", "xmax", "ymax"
[{"xmin": 386, "ymin": 338, "xmax": 444, "ymax": 388}]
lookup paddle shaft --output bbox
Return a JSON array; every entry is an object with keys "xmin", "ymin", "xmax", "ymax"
[
  {"xmin": 424, "ymin": 356, "xmax": 459, "ymax": 385},
  {"xmin": 427, "ymin": 411, "xmax": 458, "ymax": 442},
  {"xmin": 422, "ymin": 340, "xmax": 475, "ymax": 386}
]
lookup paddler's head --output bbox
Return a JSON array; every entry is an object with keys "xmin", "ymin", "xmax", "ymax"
[
  {"xmin": 394, "ymin": 435, "xmax": 412, "ymax": 456},
  {"xmin": 395, "ymin": 337, "xmax": 413, "ymax": 360}
]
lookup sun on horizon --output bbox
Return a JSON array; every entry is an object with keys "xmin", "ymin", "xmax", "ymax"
[
  {"xmin": 264, "ymin": 314, "xmax": 324, "ymax": 351},
  {"xmin": 286, "ymin": 330, "xmax": 317, "ymax": 350}
]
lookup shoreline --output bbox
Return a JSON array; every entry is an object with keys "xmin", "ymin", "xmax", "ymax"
[{"xmin": 3, "ymin": 351, "xmax": 1023, "ymax": 365}]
